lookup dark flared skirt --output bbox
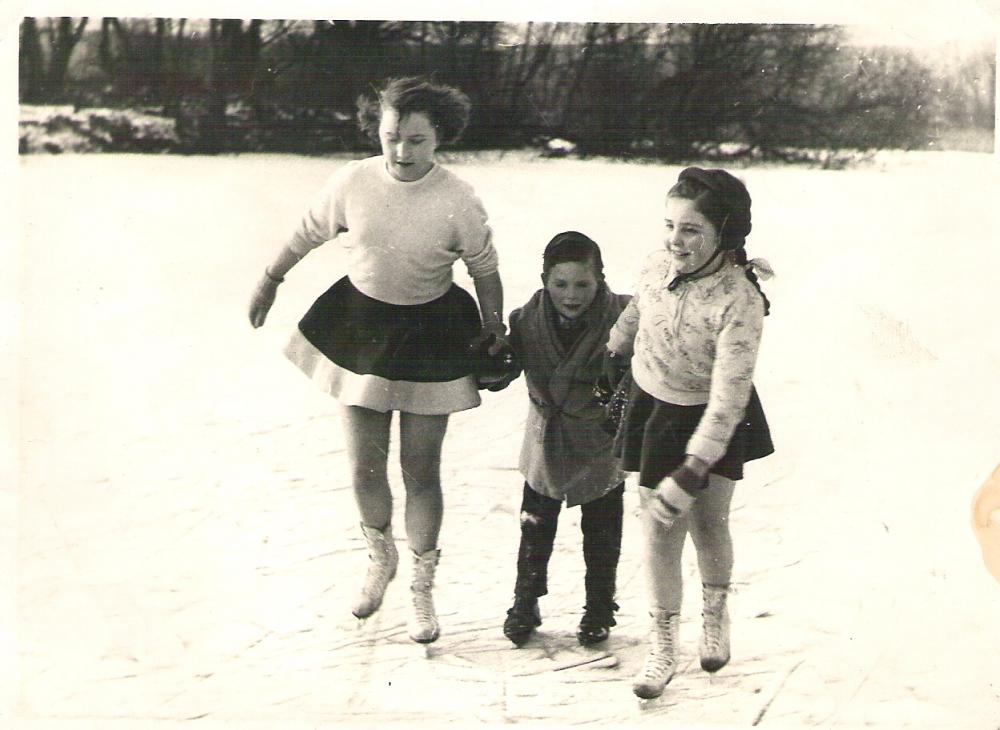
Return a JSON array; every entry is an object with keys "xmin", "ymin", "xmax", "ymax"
[
  {"xmin": 284, "ymin": 276, "xmax": 483, "ymax": 414},
  {"xmin": 615, "ymin": 381, "xmax": 774, "ymax": 485}
]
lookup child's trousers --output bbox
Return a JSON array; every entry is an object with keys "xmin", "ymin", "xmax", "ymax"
[{"xmin": 514, "ymin": 481, "xmax": 624, "ymax": 610}]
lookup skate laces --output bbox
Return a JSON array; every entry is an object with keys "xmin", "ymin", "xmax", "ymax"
[
  {"xmin": 353, "ymin": 530, "xmax": 399, "ymax": 618},
  {"xmin": 362, "ymin": 544, "xmax": 397, "ymax": 590},
  {"xmin": 640, "ymin": 649, "xmax": 676, "ymax": 680},
  {"xmin": 369, "ymin": 550, "xmax": 397, "ymax": 578},
  {"xmin": 700, "ymin": 589, "xmax": 730, "ymax": 657},
  {"xmin": 410, "ymin": 583, "xmax": 439, "ymax": 636},
  {"xmin": 701, "ymin": 613, "xmax": 725, "ymax": 653},
  {"xmin": 639, "ymin": 614, "xmax": 678, "ymax": 680}
]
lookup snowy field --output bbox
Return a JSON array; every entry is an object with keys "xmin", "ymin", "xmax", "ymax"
[{"xmin": 11, "ymin": 150, "xmax": 1000, "ymax": 728}]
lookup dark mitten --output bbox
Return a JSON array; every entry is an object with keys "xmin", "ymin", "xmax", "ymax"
[
  {"xmin": 471, "ymin": 334, "xmax": 520, "ymax": 391},
  {"xmin": 601, "ymin": 350, "xmax": 627, "ymax": 390},
  {"xmin": 668, "ymin": 464, "xmax": 708, "ymax": 494}
]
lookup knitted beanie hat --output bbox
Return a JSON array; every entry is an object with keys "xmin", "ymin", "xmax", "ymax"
[
  {"xmin": 677, "ymin": 167, "xmax": 752, "ymax": 250},
  {"xmin": 542, "ymin": 230, "xmax": 604, "ymax": 274}
]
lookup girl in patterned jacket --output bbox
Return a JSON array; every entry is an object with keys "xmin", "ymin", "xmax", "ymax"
[
  {"xmin": 603, "ymin": 167, "xmax": 774, "ymax": 699},
  {"xmin": 247, "ymin": 77, "xmax": 506, "ymax": 645}
]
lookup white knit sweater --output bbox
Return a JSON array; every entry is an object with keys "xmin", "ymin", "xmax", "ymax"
[{"xmin": 287, "ymin": 155, "xmax": 498, "ymax": 305}]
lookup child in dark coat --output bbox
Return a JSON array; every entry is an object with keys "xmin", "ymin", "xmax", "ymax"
[{"xmin": 503, "ymin": 231, "xmax": 631, "ymax": 646}]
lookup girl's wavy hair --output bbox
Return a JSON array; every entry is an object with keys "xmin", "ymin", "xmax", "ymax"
[
  {"xmin": 356, "ymin": 76, "xmax": 472, "ymax": 145},
  {"xmin": 669, "ymin": 167, "xmax": 771, "ymax": 315}
]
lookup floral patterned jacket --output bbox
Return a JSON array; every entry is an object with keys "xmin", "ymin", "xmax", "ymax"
[{"xmin": 607, "ymin": 249, "xmax": 765, "ymax": 465}]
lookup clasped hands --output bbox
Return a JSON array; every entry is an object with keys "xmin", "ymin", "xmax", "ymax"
[
  {"xmin": 470, "ymin": 323, "xmax": 518, "ymax": 392},
  {"xmin": 601, "ymin": 349, "xmax": 628, "ymax": 390}
]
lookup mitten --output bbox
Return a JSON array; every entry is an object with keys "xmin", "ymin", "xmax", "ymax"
[
  {"xmin": 602, "ymin": 350, "xmax": 627, "ymax": 390},
  {"xmin": 471, "ymin": 334, "xmax": 520, "ymax": 391},
  {"xmin": 648, "ymin": 465, "xmax": 708, "ymax": 528}
]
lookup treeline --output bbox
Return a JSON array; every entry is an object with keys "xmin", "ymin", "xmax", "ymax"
[{"xmin": 18, "ymin": 18, "xmax": 996, "ymax": 158}]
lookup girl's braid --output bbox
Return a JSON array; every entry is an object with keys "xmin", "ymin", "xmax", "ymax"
[{"xmin": 731, "ymin": 247, "xmax": 771, "ymax": 316}]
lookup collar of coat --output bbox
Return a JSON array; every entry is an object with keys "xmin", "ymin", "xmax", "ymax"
[{"xmin": 515, "ymin": 283, "xmax": 626, "ymax": 412}]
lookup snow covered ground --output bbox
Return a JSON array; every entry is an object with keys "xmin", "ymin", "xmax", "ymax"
[{"xmin": 11, "ymin": 150, "xmax": 1000, "ymax": 728}]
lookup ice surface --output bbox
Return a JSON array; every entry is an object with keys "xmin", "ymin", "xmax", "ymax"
[{"xmin": 12, "ymin": 150, "xmax": 1000, "ymax": 727}]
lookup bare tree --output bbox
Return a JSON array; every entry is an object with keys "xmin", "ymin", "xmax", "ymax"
[
  {"xmin": 538, "ymin": 23, "xmax": 867, "ymax": 159},
  {"xmin": 46, "ymin": 17, "xmax": 89, "ymax": 97},
  {"xmin": 19, "ymin": 17, "xmax": 89, "ymax": 101},
  {"xmin": 19, "ymin": 16, "xmax": 980, "ymax": 156},
  {"xmin": 19, "ymin": 18, "xmax": 45, "ymax": 102}
]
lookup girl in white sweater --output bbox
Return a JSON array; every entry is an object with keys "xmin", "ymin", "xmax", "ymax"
[
  {"xmin": 604, "ymin": 167, "xmax": 774, "ymax": 699},
  {"xmin": 248, "ymin": 77, "xmax": 506, "ymax": 645}
]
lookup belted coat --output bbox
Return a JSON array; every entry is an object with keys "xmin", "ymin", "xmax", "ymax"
[{"xmin": 509, "ymin": 285, "xmax": 631, "ymax": 506}]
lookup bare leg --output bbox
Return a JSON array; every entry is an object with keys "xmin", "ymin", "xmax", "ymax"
[
  {"xmin": 341, "ymin": 405, "xmax": 393, "ymax": 529},
  {"xmin": 638, "ymin": 486, "xmax": 689, "ymax": 612},
  {"xmin": 687, "ymin": 474, "xmax": 736, "ymax": 587},
  {"xmin": 341, "ymin": 405, "xmax": 397, "ymax": 619},
  {"xmin": 398, "ymin": 411, "xmax": 450, "ymax": 643},
  {"xmin": 398, "ymin": 411, "xmax": 450, "ymax": 554},
  {"xmin": 635, "ymin": 487, "xmax": 686, "ymax": 698}
]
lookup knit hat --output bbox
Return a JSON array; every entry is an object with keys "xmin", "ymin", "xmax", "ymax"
[
  {"xmin": 542, "ymin": 230, "xmax": 604, "ymax": 274},
  {"xmin": 677, "ymin": 167, "xmax": 752, "ymax": 250}
]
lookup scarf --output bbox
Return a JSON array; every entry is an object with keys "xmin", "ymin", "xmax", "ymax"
[{"xmin": 515, "ymin": 284, "xmax": 628, "ymax": 421}]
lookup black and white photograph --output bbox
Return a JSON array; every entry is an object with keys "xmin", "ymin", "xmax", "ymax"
[{"xmin": 6, "ymin": 0, "xmax": 1000, "ymax": 727}]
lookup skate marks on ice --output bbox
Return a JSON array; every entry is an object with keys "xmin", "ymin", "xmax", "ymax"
[
  {"xmin": 18, "ymin": 153, "xmax": 1000, "ymax": 726},
  {"xmin": 623, "ymin": 620, "xmax": 812, "ymax": 726},
  {"xmin": 339, "ymin": 593, "xmax": 813, "ymax": 727},
  {"xmin": 339, "ymin": 607, "xmax": 625, "ymax": 723}
]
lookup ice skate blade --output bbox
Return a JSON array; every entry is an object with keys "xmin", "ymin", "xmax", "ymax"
[
  {"xmin": 634, "ymin": 688, "xmax": 665, "ymax": 701},
  {"xmin": 633, "ymin": 674, "xmax": 674, "ymax": 701},
  {"xmin": 700, "ymin": 656, "xmax": 729, "ymax": 673}
]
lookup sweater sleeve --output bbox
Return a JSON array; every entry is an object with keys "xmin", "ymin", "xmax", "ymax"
[
  {"xmin": 508, "ymin": 307, "xmax": 523, "ymax": 352},
  {"xmin": 286, "ymin": 165, "xmax": 351, "ymax": 256},
  {"xmin": 506, "ymin": 307, "xmax": 526, "ymax": 379},
  {"xmin": 606, "ymin": 296, "xmax": 640, "ymax": 356},
  {"xmin": 606, "ymin": 275, "xmax": 644, "ymax": 357},
  {"xmin": 452, "ymin": 188, "xmax": 499, "ymax": 279},
  {"xmin": 685, "ymin": 287, "xmax": 765, "ymax": 465}
]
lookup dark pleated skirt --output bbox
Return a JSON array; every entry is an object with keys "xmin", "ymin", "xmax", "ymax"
[
  {"xmin": 284, "ymin": 276, "xmax": 483, "ymax": 414},
  {"xmin": 615, "ymin": 381, "xmax": 774, "ymax": 485}
]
